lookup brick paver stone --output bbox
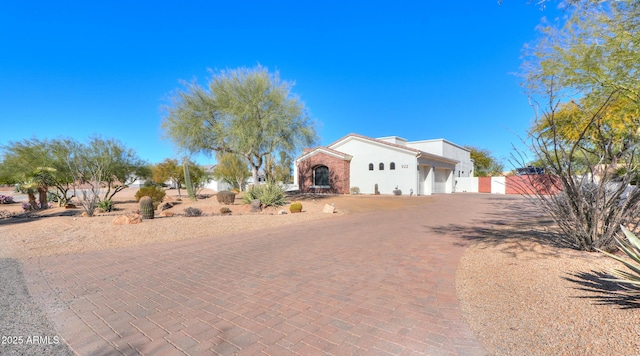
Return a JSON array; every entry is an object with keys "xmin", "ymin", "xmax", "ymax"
[{"xmin": 22, "ymin": 194, "xmax": 519, "ymax": 355}]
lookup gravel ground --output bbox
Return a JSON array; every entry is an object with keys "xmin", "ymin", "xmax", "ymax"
[
  {"xmin": 456, "ymin": 198, "xmax": 640, "ymax": 355},
  {"xmin": 0, "ymin": 258, "xmax": 74, "ymax": 355}
]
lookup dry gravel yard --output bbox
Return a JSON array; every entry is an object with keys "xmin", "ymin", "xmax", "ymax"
[
  {"xmin": 456, "ymin": 197, "xmax": 640, "ymax": 355},
  {"xmin": 0, "ymin": 187, "xmax": 428, "ymax": 259},
  {"xmin": 1, "ymin": 188, "xmax": 639, "ymax": 354}
]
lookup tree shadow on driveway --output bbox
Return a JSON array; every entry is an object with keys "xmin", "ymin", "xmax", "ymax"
[
  {"xmin": 433, "ymin": 194, "xmax": 640, "ymax": 309},
  {"xmin": 428, "ymin": 195, "xmax": 576, "ymax": 259}
]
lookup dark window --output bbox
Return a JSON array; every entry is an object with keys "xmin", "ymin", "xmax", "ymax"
[
  {"xmin": 314, "ymin": 165, "xmax": 330, "ymax": 186},
  {"xmin": 390, "ymin": 162, "xmax": 396, "ymax": 170},
  {"xmin": 369, "ymin": 163, "xmax": 374, "ymax": 171},
  {"xmin": 379, "ymin": 163, "xmax": 384, "ymax": 170}
]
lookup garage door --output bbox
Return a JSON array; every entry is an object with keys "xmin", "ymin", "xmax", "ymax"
[{"xmin": 434, "ymin": 169, "xmax": 448, "ymax": 193}]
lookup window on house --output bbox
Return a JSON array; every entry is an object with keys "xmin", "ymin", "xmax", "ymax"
[
  {"xmin": 379, "ymin": 163, "xmax": 384, "ymax": 170},
  {"xmin": 390, "ymin": 162, "xmax": 395, "ymax": 170},
  {"xmin": 313, "ymin": 165, "xmax": 330, "ymax": 187},
  {"xmin": 369, "ymin": 163, "xmax": 374, "ymax": 171}
]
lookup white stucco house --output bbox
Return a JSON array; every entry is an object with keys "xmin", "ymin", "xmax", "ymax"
[
  {"xmin": 295, "ymin": 133, "xmax": 473, "ymax": 195},
  {"xmin": 201, "ymin": 164, "xmax": 234, "ymax": 192}
]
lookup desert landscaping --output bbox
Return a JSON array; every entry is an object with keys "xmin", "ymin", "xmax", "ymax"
[
  {"xmin": 0, "ymin": 187, "xmax": 432, "ymax": 259},
  {"xmin": 1, "ymin": 187, "xmax": 639, "ymax": 354}
]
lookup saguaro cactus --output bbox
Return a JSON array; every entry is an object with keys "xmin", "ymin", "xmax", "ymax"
[{"xmin": 183, "ymin": 162, "xmax": 197, "ymax": 201}]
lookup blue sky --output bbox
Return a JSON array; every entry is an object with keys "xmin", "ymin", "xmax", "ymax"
[{"xmin": 0, "ymin": 1, "xmax": 562, "ymax": 167}]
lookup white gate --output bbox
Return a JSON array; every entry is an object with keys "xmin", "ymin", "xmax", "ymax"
[{"xmin": 434, "ymin": 169, "xmax": 448, "ymax": 194}]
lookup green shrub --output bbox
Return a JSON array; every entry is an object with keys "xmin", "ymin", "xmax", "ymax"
[
  {"xmin": 242, "ymin": 183, "xmax": 287, "ymax": 207},
  {"xmin": 599, "ymin": 226, "xmax": 640, "ymax": 295},
  {"xmin": 217, "ymin": 191, "xmax": 236, "ymax": 205},
  {"xmin": 135, "ymin": 186, "xmax": 166, "ymax": 206},
  {"xmin": 184, "ymin": 207, "xmax": 202, "ymax": 217},
  {"xmin": 98, "ymin": 199, "xmax": 114, "ymax": 212}
]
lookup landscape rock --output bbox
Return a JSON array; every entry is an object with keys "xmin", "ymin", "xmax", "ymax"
[
  {"xmin": 277, "ymin": 210, "xmax": 287, "ymax": 215},
  {"xmin": 159, "ymin": 202, "xmax": 175, "ymax": 211},
  {"xmin": 323, "ymin": 204, "xmax": 336, "ymax": 214},
  {"xmin": 159, "ymin": 211, "xmax": 174, "ymax": 217},
  {"xmin": 112, "ymin": 214, "xmax": 143, "ymax": 225},
  {"xmin": 250, "ymin": 199, "xmax": 262, "ymax": 213},
  {"xmin": 81, "ymin": 212, "xmax": 89, "ymax": 218},
  {"xmin": 64, "ymin": 203, "xmax": 76, "ymax": 209}
]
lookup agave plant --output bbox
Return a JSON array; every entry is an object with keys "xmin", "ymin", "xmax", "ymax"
[{"xmin": 598, "ymin": 226, "xmax": 640, "ymax": 295}]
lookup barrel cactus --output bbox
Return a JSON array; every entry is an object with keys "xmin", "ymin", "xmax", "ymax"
[
  {"xmin": 217, "ymin": 191, "xmax": 236, "ymax": 205},
  {"xmin": 139, "ymin": 196, "xmax": 155, "ymax": 219},
  {"xmin": 289, "ymin": 201, "xmax": 303, "ymax": 213}
]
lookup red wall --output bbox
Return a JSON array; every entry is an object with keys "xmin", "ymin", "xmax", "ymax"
[
  {"xmin": 478, "ymin": 177, "xmax": 492, "ymax": 193},
  {"xmin": 505, "ymin": 175, "xmax": 560, "ymax": 195},
  {"xmin": 298, "ymin": 152, "xmax": 351, "ymax": 194}
]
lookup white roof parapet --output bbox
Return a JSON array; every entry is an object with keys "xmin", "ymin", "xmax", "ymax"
[
  {"xmin": 376, "ymin": 136, "xmax": 408, "ymax": 145},
  {"xmin": 416, "ymin": 151, "xmax": 459, "ymax": 164}
]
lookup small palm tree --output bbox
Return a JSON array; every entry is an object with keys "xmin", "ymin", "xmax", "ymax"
[
  {"xmin": 30, "ymin": 167, "xmax": 57, "ymax": 209},
  {"xmin": 15, "ymin": 167, "xmax": 57, "ymax": 210},
  {"xmin": 15, "ymin": 180, "xmax": 38, "ymax": 210}
]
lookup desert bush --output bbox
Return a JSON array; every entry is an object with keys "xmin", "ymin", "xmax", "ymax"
[
  {"xmin": 515, "ymin": 5, "xmax": 640, "ymax": 251},
  {"xmin": 0, "ymin": 195, "xmax": 15, "ymax": 204},
  {"xmin": 599, "ymin": 226, "xmax": 640, "ymax": 295},
  {"xmin": 135, "ymin": 186, "xmax": 166, "ymax": 205},
  {"xmin": 242, "ymin": 183, "xmax": 286, "ymax": 207},
  {"xmin": 216, "ymin": 191, "xmax": 236, "ymax": 205},
  {"xmin": 22, "ymin": 201, "xmax": 53, "ymax": 211},
  {"xmin": 289, "ymin": 201, "xmax": 302, "ymax": 213},
  {"xmin": 184, "ymin": 207, "xmax": 202, "ymax": 217},
  {"xmin": 98, "ymin": 199, "xmax": 114, "ymax": 212},
  {"xmin": 350, "ymin": 186, "xmax": 360, "ymax": 195},
  {"xmin": 219, "ymin": 207, "xmax": 232, "ymax": 214},
  {"xmin": 143, "ymin": 180, "xmax": 156, "ymax": 187}
]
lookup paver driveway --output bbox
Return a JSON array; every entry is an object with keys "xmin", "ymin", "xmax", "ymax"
[{"xmin": 23, "ymin": 194, "xmax": 498, "ymax": 355}]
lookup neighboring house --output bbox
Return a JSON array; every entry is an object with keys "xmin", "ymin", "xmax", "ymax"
[
  {"xmin": 294, "ymin": 133, "xmax": 473, "ymax": 195},
  {"xmin": 201, "ymin": 164, "xmax": 233, "ymax": 192}
]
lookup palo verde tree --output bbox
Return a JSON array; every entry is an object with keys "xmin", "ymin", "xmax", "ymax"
[
  {"xmin": 151, "ymin": 157, "xmax": 206, "ymax": 198},
  {"xmin": 64, "ymin": 139, "xmax": 106, "ymax": 216},
  {"xmin": 162, "ymin": 65, "xmax": 318, "ymax": 186},
  {"xmin": 86, "ymin": 137, "xmax": 150, "ymax": 201},
  {"xmin": 211, "ymin": 152, "xmax": 251, "ymax": 191},
  {"xmin": 152, "ymin": 158, "xmax": 183, "ymax": 195},
  {"xmin": 264, "ymin": 151, "xmax": 294, "ymax": 184},
  {"xmin": 519, "ymin": 0, "xmax": 640, "ymax": 251},
  {"xmin": 464, "ymin": 146, "xmax": 504, "ymax": 177}
]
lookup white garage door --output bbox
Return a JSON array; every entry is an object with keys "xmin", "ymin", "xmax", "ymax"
[{"xmin": 434, "ymin": 169, "xmax": 449, "ymax": 193}]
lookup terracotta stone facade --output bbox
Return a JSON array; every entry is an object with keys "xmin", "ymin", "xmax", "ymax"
[{"xmin": 298, "ymin": 152, "xmax": 351, "ymax": 194}]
